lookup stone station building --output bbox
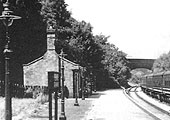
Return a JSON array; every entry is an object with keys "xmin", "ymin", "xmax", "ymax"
[{"xmin": 23, "ymin": 27, "xmax": 83, "ymax": 98}]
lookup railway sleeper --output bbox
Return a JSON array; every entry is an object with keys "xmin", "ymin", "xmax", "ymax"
[
  {"xmin": 157, "ymin": 93, "xmax": 164, "ymax": 102},
  {"xmin": 155, "ymin": 93, "xmax": 170, "ymax": 103},
  {"xmin": 141, "ymin": 88, "xmax": 170, "ymax": 103},
  {"xmin": 164, "ymin": 93, "xmax": 170, "ymax": 103},
  {"xmin": 145, "ymin": 89, "xmax": 152, "ymax": 95},
  {"xmin": 141, "ymin": 87, "xmax": 146, "ymax": 92},
  {"xmin": 151, "ymin": 91, "xmax": 160, "ymax": 98}
]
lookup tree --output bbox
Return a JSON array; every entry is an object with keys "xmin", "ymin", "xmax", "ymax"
[
  {"xmin": 64, "ymin": 20, "xmax": 108, "ymax": 90},
  {"xmin": 101, "ymin": 42, "xmax": 131, "ymax": 87},
  {"xmin": 0, "ymin": 0, "xmax": 131, "ymax": 90},
  {"xmin": 0, "ymin": 0, "xmax": 46, "ymax": 84},
  {"xmin": 68, "ymin": 20, "xmax": 105, "ymax": 69},
  {"xmin": 41, "ymin": 0, "xmax": 72, "ymax": 54},
  {"xmin": 152, "ymin": 52, "xmax": 170, "ymax": 73},
  {"xmin": 0, "ymin": 0, "xmax": 71, "ymax": 84},
  {"xmin": 92, "ymin": 34, "xmax": 131, "ymax": 88}
]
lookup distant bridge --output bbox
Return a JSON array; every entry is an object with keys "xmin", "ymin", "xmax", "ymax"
[{"xmin": 127, "ymin": 58, "xmax": 155, "ymax": 70}]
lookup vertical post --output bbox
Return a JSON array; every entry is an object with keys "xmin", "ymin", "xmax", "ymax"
[
  {"xmin": 55, "ymin": 90, "xmax": 58, "ymax": 120},
  {"xmin": 59, "ymin": 49, "xmax": 66, "ymax": 120},
  {"xmin": 74, "ymin": 70, "xmax": 79, "ymax": 106},
  {"xmin": 0, "ymin": 2, "xmax": 21, "ymax": 120},
  {"xmin": 48, "ymin": 89, "xmax": 52, "ymax": 120},
  {"xmin": 58, "ymin": 56, "xmax": 61, "ymax": 93},
  {"xmin": 90, "ymin": 71, "xmax": 93, "ymax": 95},
  {"xmin": 78, "ymin": 68, "xmax": 80, "ymax": 98},
  {"xmin": 82, "ymin": 68, "xmax": 85, "ymax": 100},
  {"xmin": 73, "ymin": 70, "xmax": 75, "ymax": 98},
  {"xmin": 4, "ymin": 43, "xmax": 12, "ymax": 120},
  {"xmin": 48, "ymin": 72, "xmax": 53, "ymax": 120},
  {"xmin": 94, "ymin": 75, "xmax": 97, "ymax": 92},
  {"xmin": 4, "ymin": 13, "xmax": 12, "ymax": 120},
  {"xmin": 48, "ymin": 71, "xmax": 60, "ymax": 120}
]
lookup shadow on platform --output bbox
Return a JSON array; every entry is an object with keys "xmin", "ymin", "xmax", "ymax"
[
  {"xmin": 30, "ymin": 115, "xmax": 50, "ymax": 119},
  {"xmin": 87, "ymin": 92, "xmax": 106, "ymax": 98},
  {"xmin": 88, "ymin": 88, "xmax": 122, "ymax": 98}
]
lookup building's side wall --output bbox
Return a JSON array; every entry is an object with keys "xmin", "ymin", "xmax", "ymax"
[
  {"xmin": 23, "ymin": 51, "xmax": 59, "ymax": 86},
  {"xmin": 23, "ymin": 51, "xmax": 79, "ymax": 98},
  {"xmin": 64, "ymin": 60, "xmax": 79, "ymax": 97}
]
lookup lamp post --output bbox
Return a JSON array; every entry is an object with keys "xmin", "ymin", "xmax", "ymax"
[
  {"xmin": 59, "ymin": 49, "xmax": 66, "ymax": 120},
  {"xmin": 73, "ymin": 69, "xmax": 79, "ymax": 106},
  {"xmin": 81, "ymin": 67, "xmax": 85, "ymax": 100},
  {"xmin": 0, "ymin": 1, "xmax": 21, "ymax": 120}
]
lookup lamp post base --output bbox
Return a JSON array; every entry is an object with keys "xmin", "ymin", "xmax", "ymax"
[
  {"xmin": 59, "ymin": 115, "xmax": 66, "ymax": 120},
  {"xmin": 74, "ymin": 103, "xmax": 79, "ymax": 106}
]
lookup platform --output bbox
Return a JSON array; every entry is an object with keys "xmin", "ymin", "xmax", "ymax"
[{"xmin": 83, "ymin": 89, "xmax": 155, "ymax": 120}]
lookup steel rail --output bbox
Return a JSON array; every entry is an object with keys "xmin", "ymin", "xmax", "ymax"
[{"xmin": 123, "ymin": 87, "xmax": 162, "ymax": 120}]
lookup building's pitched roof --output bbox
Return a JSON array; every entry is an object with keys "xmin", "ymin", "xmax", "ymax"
[
  {"xmin": 23, "ymin": 52, "xmax": 80, "ymax": 67},
  {"xmin": 23, "ymin": 56, "xmax": 44, "ymax": 66},
  {"xmin": 58, "ymin": 55, "xmax": 79, "ymax": 66}
]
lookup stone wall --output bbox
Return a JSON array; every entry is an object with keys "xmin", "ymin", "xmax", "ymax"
[
  {"xmin": 23, "ymin": 52, "xmax": 79, "ymax": 98},
  {"xmin": 23, "ymin": 26, "xmax": 80, "ymax": 98},
  {"xmin": 63, "ymin": 58, "xmax": 79, "ymax": 97},
  {"xmin": 23, "ymin": 51, "xmax": 59, "ymax": 86}
]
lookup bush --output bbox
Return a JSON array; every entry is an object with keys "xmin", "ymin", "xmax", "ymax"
[{"xmin": 24, "ymin": 86, "xmax": 48, "ymax": 99}]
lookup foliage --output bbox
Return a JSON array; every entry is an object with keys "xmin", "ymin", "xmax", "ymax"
[
  {"xmin": 0, "ymin": 0, "xmax": 46, "ymax": 84},
  {"xmin": 0, "ymin": 0, "xmax": 71, "ymax": 83},
  {"xmin": 0, "ymin": 0, "xmax": 71, "ymax": 62},
  {"xmin": 152, "ymin": 52, "xmax": 170, "ymax": 73},
  {"xmin": 0, "ymin": 0, "xmax": 131, "ymax": 89},
  {"xmin": 130, "ymin": 68, "xmax": 152, "ymax": 84},
  {"xmin": 64, "ymin": 19, "xmax": 106, "ymax": 89},
  {"xmin": 99, "ymin": 39, "xmax": 131, "ymax": 86},
  {"xmin": 68, "ymin": 20, "xmax": 104, "ymax": 69},
  {"xmin": 41, "ymin": 0, "xmax": 72, "ymax": 42}
]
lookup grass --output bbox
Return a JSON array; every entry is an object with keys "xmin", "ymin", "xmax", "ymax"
[
  {"xmin": 0, "ymin": 97, "xmax": 94, "ymax": 120},
  {"xmin": 30, "ymin": 98, "xmax": 94, "ymax": 120}
]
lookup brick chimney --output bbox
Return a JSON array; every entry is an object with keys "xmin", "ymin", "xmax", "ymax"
[{"xmin": 47, "ymin": 26, "xmax": 55, "ymax": 51}]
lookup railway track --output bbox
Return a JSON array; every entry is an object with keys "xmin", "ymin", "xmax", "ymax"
[{"xmin": 124, "ymin": 86, "xmax": 170, "ymax": 120}]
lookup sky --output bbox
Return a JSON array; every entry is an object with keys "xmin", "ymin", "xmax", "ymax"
[{"xmin": 65, "ymin": 0, "xmax": 170, "ymax": 59}]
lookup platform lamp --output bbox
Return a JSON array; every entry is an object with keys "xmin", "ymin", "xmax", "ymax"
[
  {"xmin": 59, "ymin": 49, "xmax": 67, "ymax": 120},
  {"xmin": 73, "ymin": 69, "xmax": 79, "ymax": 106},
  {"xmin": 0, "ymin": 1, "xmax": 21, "ymax": 120},
  {"xmin": 81, "ymin": 67, "xmax": 85, "ymax": 100}
]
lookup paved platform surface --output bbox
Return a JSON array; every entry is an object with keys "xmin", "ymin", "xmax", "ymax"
[{"xmin": 83, "ymin": 89, "xmax": 155, "ymax": 120}]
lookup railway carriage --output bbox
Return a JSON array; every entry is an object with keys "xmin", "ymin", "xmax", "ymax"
[
  {"xmin": 140, "ymin": 74, "xmax": 153, "ymax": 87},
  {"xmin": 140, "ymin": 74, "xmax": 152, "ymax": 95},
  {"xmin": 140, "ymin": 75, "xmax": 146, "ymax": 86},
  {"xmin": 147, "ymin": 74, "xmax": 154, "ymax": 87},
  {"xmin": 163, "ymin": 71, "xmax": 170, "ymax": 88},
  {"xmin": 140, "ymin": 71, "xmax": 170, "ymax": 102},
  {"xmin": 152, "ymin": 72, "xmax": 164, "ymax": 88}
]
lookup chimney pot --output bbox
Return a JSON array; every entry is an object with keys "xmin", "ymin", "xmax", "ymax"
[{"xmin": 47, "ymin": 26, "xmax": 55, "ymax": 51}]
